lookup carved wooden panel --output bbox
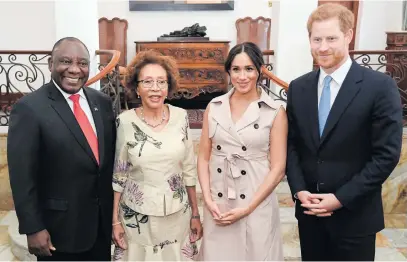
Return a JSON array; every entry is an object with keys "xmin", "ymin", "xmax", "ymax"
[
  {"xmin": 135, "ymin": 41, "xmax": 230, "ymax": 99},
  {"xmin": 137, "ymin": 42, "xmax": 228, "ymax": 64},
  {"xmin": 387, "ymin": 32, "xmax": 407, "ymax": 47}
]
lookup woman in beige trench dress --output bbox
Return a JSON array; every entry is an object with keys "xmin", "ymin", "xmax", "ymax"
[{"xmin": 197, "ymin": 42, "xmax": 287, "ymax": 261}]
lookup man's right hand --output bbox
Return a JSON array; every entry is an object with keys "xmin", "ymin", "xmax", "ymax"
[
  {"xmin": 297, "ymin": 191, "xmax": 333, "ymax": 217},
  {"xmin": 27, "ymin": 229, "xmax": 55, "ymax": 257}
]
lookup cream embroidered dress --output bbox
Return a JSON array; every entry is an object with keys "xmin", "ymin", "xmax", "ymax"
[
  {"xmin": 112, "ymin": 105, "xmax": 198, "ymax": 261},
  {"xmin": 197, "ymin": 88, "xmax": 284, "ymax": 261}
]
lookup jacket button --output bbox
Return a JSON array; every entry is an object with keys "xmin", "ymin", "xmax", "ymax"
[
  {"xmin": 317, "ymin": 159, "xmax": 323, "ymax": 164},
  {"xmin": 241, "ymin": 170, "xmax": 246, "ymax": 175},
  {"xmin": 240, "ymin": 194, "xmax": 246, "ymax": 199},
  {"xmin": 254, "ymin": 124, "xmax": 259, "ymax": 129},
  {"xmin": 217, "ymin": 168, "xmax": 222, "ymax": 173},
  {"xmin": 218, "ymin": 192, "xmax": 223, "ymax": 197},
  {"xmin": 217, "ymin": 145, "xmax": 221, "ymax": 150},
  {"xmin": 242, "ymin": 146, "xmax": 247, "ymax": 151}
]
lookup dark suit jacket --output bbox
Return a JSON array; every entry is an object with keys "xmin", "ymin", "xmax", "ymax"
[
  {"xmin": 286, "ymin": 61, "xmax": 403, "ymax": 237},
  {"xmin": 7, "ymin": 82, "xmax": 116, "ymax": 253}
]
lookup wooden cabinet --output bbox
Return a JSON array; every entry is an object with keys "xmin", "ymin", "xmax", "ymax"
[
  {"xmin": 135, "ymin": 41, "xmax": 230, "ymax": 99},
  {"xmin": 386, "ymin": 32, "xmax": 407, "ymax": 50}
]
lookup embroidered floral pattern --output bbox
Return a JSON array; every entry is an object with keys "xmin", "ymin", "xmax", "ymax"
[
  {"xmin": 181, "ymin": 242, "xmax": 198, "ymax": 259},
  {"xmin": 183, "ymin": 202, "xmax": 190, "ymax": 213},
  {"xmin": 113, "ymin": 246, "xmax": 125, "ymax": 261},
  {"xmin": 167, "ymin": 174, "xmax": 186, "ymax": 203},
  {"xmin": 127, "ymin": 123, "xmax": 162, "ymax": 157},
  {"xmin": 182, "ymin": 114, "xmax": 189, "ymax": 142},
  {"xmin": 114, "ymin": 160, "xmax": 132, "ymax": 173},
  {"xmin": 121, "ymin": 203, "xmax": 149, "ymax": 234},
  {"xmin": 124, "ymin": 180, "xmax": 144, "ymax": 206},
  {"xmin": 153, "ymin": 239, "xmax": 178, "ymax": 253},
  {"xmin": 113, "ymin": 176, "xmax": 127, "ymax": 189}
]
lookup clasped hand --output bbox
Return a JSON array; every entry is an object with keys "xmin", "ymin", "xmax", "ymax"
[
  {"xmin": 297, "ymin": 191, "xmax": 342, "ymax": 217},
  {"xmin": 205, "ymin": 200, "xmax": 249, "ymax": 226}
]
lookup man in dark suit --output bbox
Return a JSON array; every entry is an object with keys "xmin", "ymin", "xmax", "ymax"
[
  {"xmin": 7, "ymin": 37, "xmax": 116, "ymax": 261},
  {"xmin": 286, "ymin": 3, "xmax": 403, "ymax": 261}
]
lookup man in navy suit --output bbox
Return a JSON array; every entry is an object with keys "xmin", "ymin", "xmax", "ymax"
[{"xmin": 286, "ymin": 3, "xmax": 403, "ymax": 261}]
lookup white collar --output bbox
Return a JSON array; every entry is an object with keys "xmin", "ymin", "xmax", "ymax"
[
  {"xmin": 319, "ymin": 56, "xmax": 352, "ymax": 86},
  {"xmin": 52, "ymin": 79, "xmax": 86, "ymax": 100}
]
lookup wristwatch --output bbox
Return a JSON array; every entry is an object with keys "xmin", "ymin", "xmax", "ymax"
[{"xmin": 191, "ymin": 215, "xmax": 200, "ymax": 220}]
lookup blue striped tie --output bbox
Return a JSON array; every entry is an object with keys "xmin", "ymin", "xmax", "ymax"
[{"xmin": 319, "ymin": 75, "xmax": 332, "ymax": 137}]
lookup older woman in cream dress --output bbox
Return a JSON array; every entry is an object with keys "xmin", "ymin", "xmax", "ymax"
[{"xmin": 111, "ymin": 50, "xmax": 202, "ymax": 261}]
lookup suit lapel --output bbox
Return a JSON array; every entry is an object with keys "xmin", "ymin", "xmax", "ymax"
[
  {"xmin": 47, "ymin": 83, "xmax": 98, "ymax": 166},
  {"xmin": 302, "ymin": 70, "xmax": 320, "ymax": 150},
  {"xmin": 320, "ymin": 62, "xmax": 363, "ymax": 145},
  {"xmin": 84, "ymin": 88, "xmax": 105, "ymax": 167}
]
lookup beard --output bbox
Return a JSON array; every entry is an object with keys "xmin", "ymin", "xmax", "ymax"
[{"xmin": 312, "ymin": 50, "xmax": 347, "ymax": 71}]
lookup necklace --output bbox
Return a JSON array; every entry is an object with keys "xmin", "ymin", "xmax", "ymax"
[{"xmin": 140, "ymin": 106, "xmax": 166, "ymax": 128}]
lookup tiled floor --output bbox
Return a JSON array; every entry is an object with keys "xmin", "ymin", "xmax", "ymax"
[{"xmin": 1, "ymin": 209, "xmax": 406, "ymax": 261}]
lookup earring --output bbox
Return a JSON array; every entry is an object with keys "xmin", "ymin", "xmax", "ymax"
[{"xmin": 137, "ymin": 94, "xmax": 140, "ymax": 98}]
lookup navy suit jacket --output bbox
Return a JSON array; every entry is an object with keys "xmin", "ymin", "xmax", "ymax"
[{"xmin": 286, "ymin": 61, "xmax": 403, "ymax": 236}]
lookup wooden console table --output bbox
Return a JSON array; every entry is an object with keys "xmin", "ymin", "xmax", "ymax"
[{"xmin": 135, "ymin": 41, "xmax": 230, "ymax": 99}]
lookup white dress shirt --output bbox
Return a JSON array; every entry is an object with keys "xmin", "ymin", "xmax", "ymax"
[
  {"xmin": 52, "ymin": 79, "xmax": 97, "ymax": 135},
  {"xmin": 318, "ymin": 56, "xmax": 353, "ymax": 109}
]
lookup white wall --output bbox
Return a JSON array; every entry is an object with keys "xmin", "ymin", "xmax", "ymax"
[
  {"xmin": 54, "ymin": 0, "xmax": 100, "ymax": 89},
  {"xmin": 356, "ymin": 0, "xmax": 403, "ymax": 50},
  {"xmin": 97, "ymin": 0, "xmax": 272, "ymax": 63},
  {"xmin": 271, "ymin": 0, "xmax": 318, "ymax": 84},
  {"xmin": 0, "ymin": 1, "xmax": 55, "ymax": 50}
]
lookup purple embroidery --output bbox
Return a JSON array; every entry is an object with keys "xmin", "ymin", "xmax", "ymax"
[
  {"xmin": 167, "ymin": 174, "xmax": 186, "ymax": 203},
  {"xmin": 114, "ymin": 160, "xmax": 131, "ymax": 173},
  {"xmin": 125, "ymin": 181, "xmax": 144, "ymax": 206},
  {"xmin": 168, "ymin": 174, "xmax": 182, "ymax": 191}
]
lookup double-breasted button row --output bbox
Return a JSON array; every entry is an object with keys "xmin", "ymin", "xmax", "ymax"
[{"xmin": 217, "ymin": 193, "xmax": 246, "ymax": 199}]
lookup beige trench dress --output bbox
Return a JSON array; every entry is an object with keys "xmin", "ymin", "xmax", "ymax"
[{"xmin": 197, "ymin": 88, "xmax": 284, "ymax": 261}]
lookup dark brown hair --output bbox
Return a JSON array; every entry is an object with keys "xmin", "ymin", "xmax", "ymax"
[
  {"xmin": 124, "ymin": 50, "xmax": 179, "ymax": 98},
  {"xmin": 224, "ymin": 42, "xmax": 264, "ymax": 83}
]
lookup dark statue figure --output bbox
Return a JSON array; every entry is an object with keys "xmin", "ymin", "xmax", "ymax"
[{"xmin": 161, "ymin": 23, "xmax": 207, "ymax": 37}]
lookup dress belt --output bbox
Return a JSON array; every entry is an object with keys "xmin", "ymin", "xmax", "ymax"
[{"xmin": 212, "ymin": 151, "xmax": 268, "ymax": 200}]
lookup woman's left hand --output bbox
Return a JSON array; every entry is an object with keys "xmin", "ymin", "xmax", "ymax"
[
  {"xmin": 189, "ymin": 217, "xmax": 203, "ymax": 243},
  {"xmin": 214, "ymin": 207, "xmax": 250, "ymax": 226}
]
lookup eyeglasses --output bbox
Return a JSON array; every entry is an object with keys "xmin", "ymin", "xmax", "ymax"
[{"xmin": 137, "ymin": 79, "xmax": 168, "ymax": 90}]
